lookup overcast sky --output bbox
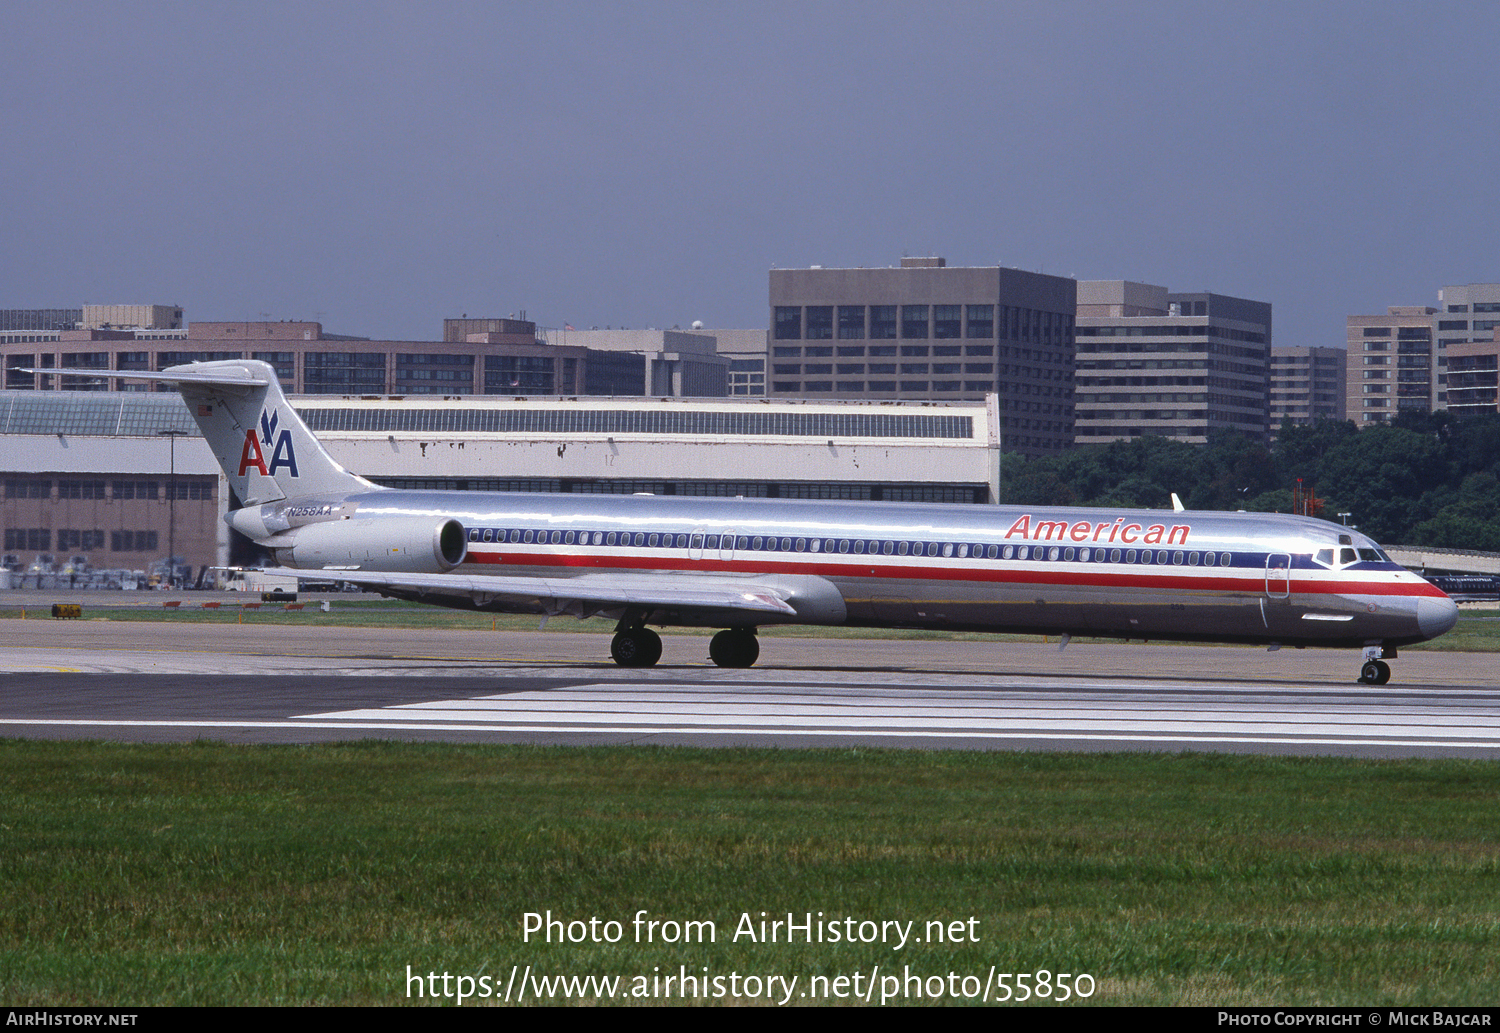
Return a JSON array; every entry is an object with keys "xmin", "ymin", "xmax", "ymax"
[{"xmin": 4, "ymin": 1, "xmax": 1495, "ymax": 344}]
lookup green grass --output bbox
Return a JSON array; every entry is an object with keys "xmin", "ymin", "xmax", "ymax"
[{"xmin": 2, "ymin": 741, "xmax": 1499, "ymax": 1006}]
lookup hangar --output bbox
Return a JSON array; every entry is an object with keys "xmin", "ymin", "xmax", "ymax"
[{"xmin": 0, "ymin": 389, "xmax": 1002, "ymax": 581}]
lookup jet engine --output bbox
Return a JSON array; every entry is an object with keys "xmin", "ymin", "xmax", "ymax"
[{"xmin": 269, "ymin": 516, "xmax": 467, "ymax": 573}]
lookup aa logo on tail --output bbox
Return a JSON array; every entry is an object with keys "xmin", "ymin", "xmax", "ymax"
[{"xmin": 239, "ymin": 408, "xmax": 299, "ymax": 477}]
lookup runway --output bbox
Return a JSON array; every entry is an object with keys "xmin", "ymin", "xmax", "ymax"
[{"xmin": 2, "ymin": 620, "xmax": 1499, "ymax": 757}]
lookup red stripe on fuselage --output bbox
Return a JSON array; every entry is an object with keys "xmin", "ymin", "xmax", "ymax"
[{"xmin": 459, "ymin": 548, "xmax": 1445, "ymax": 599}]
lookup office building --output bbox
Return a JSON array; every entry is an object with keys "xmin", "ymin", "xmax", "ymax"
[
  {"xmin": 1074, "ymin": 281, "xmax": 1272, "ymax": 444},
  {"xmin": 1345, "ymin": 306, "xmax": 1438, "ymax": 423},
  {"xmin": 1270, "ymin": 346, "xmax": 1346, "ymax": 431},
  {"xmin": 768, "ymin": 257, "xmax": 1077, "ymax": 455}
]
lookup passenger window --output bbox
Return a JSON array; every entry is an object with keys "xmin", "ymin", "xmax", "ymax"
[
  {"xmin": 1017, "ymin": 546, "xmax": 1030, "ymax": 560},
  {"xmin": 1110, "ymin": 549, "xmax": 1121, "ymax": 562},
  {"xmin": 1173, "ymin": 551, "xmax": 1184, "ymax": 564},
  {"xmin": 1079, "ymin": 547, "xmax": 1091, "ymax": 562}
]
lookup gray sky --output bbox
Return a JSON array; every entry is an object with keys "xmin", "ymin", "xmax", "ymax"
[{"xmin": 4, "ymin": 1, "xmax": 1495, "ymax": 344}]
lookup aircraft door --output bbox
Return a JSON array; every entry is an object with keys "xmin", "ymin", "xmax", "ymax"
[
  {"xmin": 689, "ymin": 527, "xmax": 705, "ymax": 562},
  {"xmin": 1265, "ymin": 553, "xmax": 1291, "ymax": 599}
]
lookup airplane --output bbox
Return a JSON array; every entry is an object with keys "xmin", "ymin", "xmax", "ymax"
[{"xmin": 32, "ymin": 359, "xmax": 1460, "ymax": 684}]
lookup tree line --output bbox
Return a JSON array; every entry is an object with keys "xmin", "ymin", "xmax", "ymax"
[{"xmin": 1000, "ymin": 411, "xmax": 1500, "ymax": 549}]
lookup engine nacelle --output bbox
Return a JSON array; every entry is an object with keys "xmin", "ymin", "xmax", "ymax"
[{"xmin": 270, "ymin": 516, "xmax": 467, "ymax": 573}]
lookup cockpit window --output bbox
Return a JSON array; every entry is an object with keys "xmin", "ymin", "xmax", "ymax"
[
  {"xmin": 1339, "ymin": 547, "xmax": 1358, "ymax": 566},
  {"xmin": 1359, "ymin": 548, "xmax": 1385, "ymax": 563},
  {"xmin": 1315, "ymin": 548, "xmax": 1334, "ymax": 567}
]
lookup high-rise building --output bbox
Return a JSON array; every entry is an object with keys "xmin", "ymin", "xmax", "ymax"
[
  {"xmin": 1270, "ymin": 346, "xmax": 1346, "ymax": 432},
  {"xmin": 768, "ymin": 257, "xmax": 1077, "ymax": 455},
  {"xmin": 1074, "ymin": 281, "xmax": 1272, "ymax": 444},
  {"xmin": 1344, "ymin": 306, "xmax": 1437, "ymax": 424}
]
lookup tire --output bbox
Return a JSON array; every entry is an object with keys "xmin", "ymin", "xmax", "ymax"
[
  {"xmin": 612, "ymin": 628, "xmax": 663, "ymax": 667},
  {"xmin": 709, "ymin": 629, "xmax": 759, "ymax": 668}
]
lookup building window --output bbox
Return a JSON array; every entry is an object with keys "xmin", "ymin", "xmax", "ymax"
[
  {"xmin": 966, "ymin": 305, "xmax": 994, "ymax": 338},
  {"xmin": 837, "ymin": 306, "xmax": 865, "ymax": 340},
  {"xmin": 484, "ymin": 355, "xmax": 554, "ymax": 394},
  {"xmin": 933, "ymin": 305, "xmax": 961, "ymax": 339},
  {"xmin": 805, "ymin": 307, "xmax": 833, "ymax": 340},
  {"xmin": 901, "ymin": 305, "xmax": 928, "ymax": 339},
  {"xmin": 303, "ymin": 352, "xmax": 386, "ymax": 393},
  {"xmin": 774, "ymin": 307, "xmax": 801, "ymax": 340},
  {"xmin": 870, "ymin": 306, "xmax": 897, "ymax": 340}
]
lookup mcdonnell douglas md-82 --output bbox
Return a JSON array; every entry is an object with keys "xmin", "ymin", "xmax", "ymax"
[{"xmin": 37, "ymin": 360, "xmax": 1458, "ymax": 683}]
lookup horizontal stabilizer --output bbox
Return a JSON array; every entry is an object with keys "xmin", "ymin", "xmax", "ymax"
[{"xmin": 16, "ymin": 366, "xmax": 270, "ymax": 388}]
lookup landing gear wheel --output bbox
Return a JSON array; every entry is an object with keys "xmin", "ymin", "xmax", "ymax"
[
  {"xmin": 611, "ymin": 627, "xmax": 662, "ymax": 667},
  {"xmin": 1360, "ymin": 659, "xmax": 1391, "ymax": 685},
  {"xmin": 709, "ymin": 629, "xmax": 760, "ymax": 668}
]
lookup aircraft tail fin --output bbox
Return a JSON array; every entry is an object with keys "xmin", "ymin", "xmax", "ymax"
[
  {"xmin": 166, "ymin": 360, "xmax": 377, "ymax": 504},
  {"xmin": 27, "ymin": 360, "xmax": 377, "ymax": 505}
]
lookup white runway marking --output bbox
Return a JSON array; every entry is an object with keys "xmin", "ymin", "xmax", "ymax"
[{"xmin": 287, "ymin": 682, "xmax": 1500, "ymax": 749}]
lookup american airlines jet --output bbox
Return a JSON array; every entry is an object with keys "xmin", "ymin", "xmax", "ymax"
[{"xmin": 39, "ymin": 360, "xmax": 1458, "ymax": 683}]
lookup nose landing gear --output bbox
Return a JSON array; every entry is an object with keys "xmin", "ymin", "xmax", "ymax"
[{"xmin": 1358, "ymin": 645, "xmax": 1394, "ymax": 685}]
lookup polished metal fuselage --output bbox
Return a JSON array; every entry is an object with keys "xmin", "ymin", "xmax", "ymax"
[{"xmin": 268, "ymin": 489, "xmax": 1456, "ymax": 649}]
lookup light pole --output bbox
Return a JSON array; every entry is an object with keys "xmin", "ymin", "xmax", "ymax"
[{"xmin": 158, "ymin": 429, "xmax": 186, "ymax": 588}]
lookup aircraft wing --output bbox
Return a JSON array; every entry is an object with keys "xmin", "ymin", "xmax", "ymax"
[{"xmin": 247, "ymin": 567, "xmax": 846, "ymax": 623}]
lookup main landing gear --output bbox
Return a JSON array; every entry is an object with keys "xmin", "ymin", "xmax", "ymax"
[
  {"xmin": 608, "ymin": 615, "xmax": 762, "ymax": 669},
  {"xmin": 610, "ymin": 614, "xmax": 662, "ymax": 668},
  {"xmin": 1358, "ymin": 645, "xmax": 1394, "ymax": 685},
  {"xmin": 709, "ymin": 628, "xmax": 759, "ymax": 668}
]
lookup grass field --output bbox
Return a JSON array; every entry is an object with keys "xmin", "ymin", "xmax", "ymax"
[{"xmin": 2, "ymin": 741, "xmax": 1499, "ymax": 1006}]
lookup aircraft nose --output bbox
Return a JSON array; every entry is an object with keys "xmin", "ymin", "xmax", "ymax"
[{"xmin": 1417, "ymin": 595, "xmax": 1459, "ymax": 640}]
